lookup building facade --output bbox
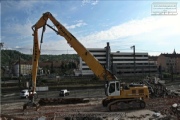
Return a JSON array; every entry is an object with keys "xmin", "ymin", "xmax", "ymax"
[
  {"xmin": 111, "ymin": 52, "xmax": 157, "ymax": 77},
  {"xmin": 13, "ymin": 61, "xmax": 32, "ymax": 77},
  {"xmin": 13, "ymin": 61, "xmax": 44, "ymax": 77},
  {"xmin": 79, "ymin": 42, "xmax": 111, "ymax": 75},
  {"xmin": 79, "ymin": 43, "xmax": 157, "ymax": 77},
  {"xmin": 157, "ymin": 50, "xmax": 180, "ymax": 74}
]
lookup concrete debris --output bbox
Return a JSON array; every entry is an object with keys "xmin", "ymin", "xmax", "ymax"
[
  {"xmin": 149, "ymin": 115, "xmax": 178, "ymax": 120},
  {"xmin": 172, "ymin": 103, "xmax": 178, "ymax": 108},
  {"xmin": 153, "ymin": 112, "xmax": 161, "ymax": 117}
]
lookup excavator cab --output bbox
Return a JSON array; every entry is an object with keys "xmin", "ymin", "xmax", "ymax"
[{"xmin": 105, "ymin": 81, "xmax": 120, "ymax": 97}]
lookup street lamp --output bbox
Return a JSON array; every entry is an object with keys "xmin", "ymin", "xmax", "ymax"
[{"xmin": 131, "ymin": 45, "xmax": 136, "ymax": 76}]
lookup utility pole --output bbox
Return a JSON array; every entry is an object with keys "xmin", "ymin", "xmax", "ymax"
[
  {"xmin": 0, "ymin": 43, "xmax": 4, "ymax": 97},
  {"xmin": 131, "ymin": 45, "xmax": 136, "ymax": 77},
  {"xmin": 19, "ymin": 55, "xmax": 21, "ymax": 89},
  {"xmin": 0, "ymin": 43, "xmax": 4, "ymax": 66},
  {"xmin": 149, "ymin": 60, "xmax": 150, "ymax": 77},
  {"xmin": 0, "ymin": 43, "xmax": 4, "ymax": 67}
]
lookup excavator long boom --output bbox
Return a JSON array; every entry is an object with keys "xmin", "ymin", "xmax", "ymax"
[{"xmin": 31, "ymin": 12, "xmax": 117, "ymax": 92}]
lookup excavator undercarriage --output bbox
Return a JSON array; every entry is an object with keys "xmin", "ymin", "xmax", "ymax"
[
  {"xmin": 102, "ymin": 93, "xmax": 147, "ymax": 111},
  {"xmin": 107, "ymin": 99, "xmax": 146, "ymax": 111}
]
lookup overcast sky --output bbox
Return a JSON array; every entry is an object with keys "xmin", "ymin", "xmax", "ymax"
[{"xmin": 1, "ymin": 0, "xmax": 180, "ymax": 56}]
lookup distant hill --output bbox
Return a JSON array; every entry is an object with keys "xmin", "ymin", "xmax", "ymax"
[{"xmin": 1, "ymin": 50, "xmax": 79, "ymax": 66}]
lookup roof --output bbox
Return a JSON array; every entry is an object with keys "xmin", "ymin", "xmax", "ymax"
[
  {"xmin": 160, "ymin": 49, "xmax": 180, "ymax": 58},
  {"xmin": 14, "ymin": 61, "xmax": 32, "ymax": 65},
  {"xmin": 149, "ymin": 56, "xmax": 158, "ymax": 61},
  {"xmin": 161, "ymin": 53, "xmax": 180, "ymax": 58}
]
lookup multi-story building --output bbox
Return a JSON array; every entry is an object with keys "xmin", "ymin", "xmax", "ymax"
[
  {"xmin": 149, "ymin": 56, "xmax": 158, "ymax": 75},
  {"xmin": 157, "ymin": 50, "xmax": 180, "ymax": 74},
  {"xmin": 13, "ymin": 61, "xmax": 43, "ymax": 77},
  {"xmin": 111, "ymin": 52, "xmax": 157, "ymax": 77},
  {"xmin": 13, "ymin": 61, "xmax": 32, "ymax": 77},
  {"xmin": 79, "ymin": 42, "xmax": 111, "ymax": 76},
  {"xmin": 79, "ymin": 43, "xmax": 157, "ymax": 77}
]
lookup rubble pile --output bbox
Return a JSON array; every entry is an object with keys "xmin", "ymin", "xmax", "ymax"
[
  {"xmin": 142, "ymin": 77, "xmax": 168, "ymax": 98},
  {"xmin": 147, "ymin": 96, "xmax": 180, "ymax": 118}
]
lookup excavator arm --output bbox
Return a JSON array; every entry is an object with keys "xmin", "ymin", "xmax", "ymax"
[{"xmin": 31, "ymin": 12, "xmax": 117, "ymax": 93}]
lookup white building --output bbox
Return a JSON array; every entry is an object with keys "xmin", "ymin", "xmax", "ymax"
[
  {"xmin": 13, "ymin": 61, "xmax": 32, "ymax": 77},
  {"xmin": 111, "ymin": 52, "xmax": 157, "ymax": 76},
  {"xmin": 79, "ymin": 48, "xmax": 107, "ymax": 75},
  {"xmin": 13, "ymin": 61, "xmax": 44, "ymax": 77},
  {"xmin": 79, "ymin": 42, "xmax": 111, "ymax": 76},
  {"xmin": 79, "ymin": 42, "xmax": 157, "ymax": 77}
]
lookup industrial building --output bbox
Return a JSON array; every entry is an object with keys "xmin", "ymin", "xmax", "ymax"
[
  {"xmin": 111, "ymin": 52, "xmax": 157, "ymax": 77},
  {"xmin": 79, "ymin": 42, "xmax": 157, "ymax": 77}
]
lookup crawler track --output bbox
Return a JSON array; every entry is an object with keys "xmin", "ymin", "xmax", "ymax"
[{"xmin": 107, "ymin": 99, "xmax": 146, "ymax": 111}]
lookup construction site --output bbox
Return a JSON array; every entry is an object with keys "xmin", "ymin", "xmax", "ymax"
[{"xmin": 1, "ymin": 12, "xmax": 180, "ymax": 120}]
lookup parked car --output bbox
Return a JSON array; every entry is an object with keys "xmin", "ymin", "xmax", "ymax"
[
  {"xmin": 59, "ymin": 89, "xmax": 70, "ymax": 96},
  {"xmin": 20, "ymin": 89, "xmax": 37, "ymax": 98}
]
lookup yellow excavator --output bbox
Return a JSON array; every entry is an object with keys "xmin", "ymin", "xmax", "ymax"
[{"xmin": 23, "ymin": 12, "xmax": 149, "ymax": 111}]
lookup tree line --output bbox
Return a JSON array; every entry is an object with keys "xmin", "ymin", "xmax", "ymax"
[
  {"xmin": 1, "ymin": 50, "xmax": 79, "ymax": 65},
  {"xmin": 1, "ymin": 50, "xmax": 79, "ymax": 75}
]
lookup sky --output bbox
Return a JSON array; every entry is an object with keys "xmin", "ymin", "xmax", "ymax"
[{"xmin": 1, "ymin": 0, "xmax": 180, "ymax": 56}]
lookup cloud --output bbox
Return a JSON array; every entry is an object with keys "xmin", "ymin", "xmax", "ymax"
[
  {"xmin": 31, "ymin": 14, "xmax": 180, "ymax": 55},
  {"xmin": 3, "ymin": 16, "xmax": 59, "ymax": 39},
  {"xmin": 82, "ymin": 0, "xmax": 99, "ymax": 6},
  {"xmin": 3, "ymin": 5, "xmax": 179, "ymax": 56},
  {"xmin": 81, "ymin": 15, "xmax": 180, "ymax": 42},
  {"xmin": 72, "ymin": 13, "xmax": 180, "ymax": 56},
  {"xmin": 64, "ymin": 20, "xmax": 87, "ymax": 29},
  {"xmin": 2, "ymin": 1, "xmax": 38, "ymax": 11},
  {"xmin": 91, "ymin": 0, "xmax": 98, "ymax": 5},
  {"xmin": 70, "ymin": 6, "xmax": 77, "ymax": 11},
  {"xmin": 4, "ymin": 22, "xmax": 33, "ymax": 37},
  {"xmin": 39, "ymin": 39, "xmax": 76, "ymax": 55},
  {"xmin": 15, "ymin": 46, "xmax": 20, "ymax": 49},
  {"xmin": 17, "ymin": 1, "xmax": 38, "ymax": 10}
]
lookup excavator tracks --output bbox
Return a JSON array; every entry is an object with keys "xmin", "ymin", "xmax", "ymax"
[{"xmin": 106, "ymin": 99, "xmax": 146, "ymax": 112}]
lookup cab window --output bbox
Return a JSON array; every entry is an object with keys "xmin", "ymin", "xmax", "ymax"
[
  {"xmin": 116, "ymin": 82, "xmax": 119, "ymax": 91},
  {"xmin": 109, "ymin": 83, "xmax": 115, "ymax": 93}
]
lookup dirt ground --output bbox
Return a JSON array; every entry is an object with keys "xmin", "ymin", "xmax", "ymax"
[
  {"xmin": 1, "ymin": 83, "xmax": 180, "ymax": 120},
  {"xmin": 1, "ymin": 96, "xmax": 180, "ymax": 120}
]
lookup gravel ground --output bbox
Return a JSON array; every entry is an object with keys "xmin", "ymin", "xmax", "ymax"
[
  {"xmin": 1, "ymin": 98, "xmax": 153, "ymax": 120},
  {"xmin": 1, "ymin": 96, "xmax": 180, "ymax": 120}
]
